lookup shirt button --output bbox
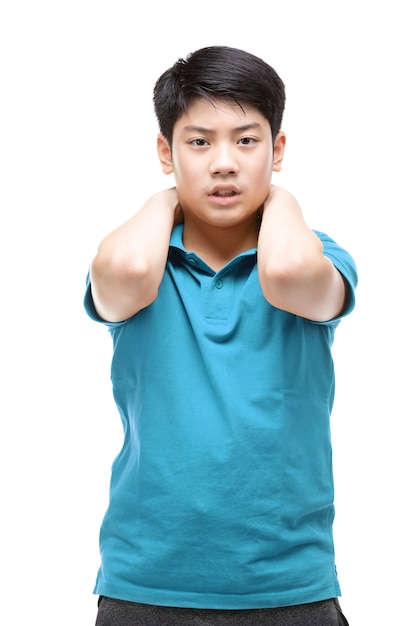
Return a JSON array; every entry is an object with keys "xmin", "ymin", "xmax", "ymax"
[{"xmin": 215, "ymin": 279, "xmax": 223, "ymax": 289}]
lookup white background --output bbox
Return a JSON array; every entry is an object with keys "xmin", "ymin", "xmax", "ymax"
[{"xmin": 1, "ymin": 1, "xmax": 416, "ymax": 624}]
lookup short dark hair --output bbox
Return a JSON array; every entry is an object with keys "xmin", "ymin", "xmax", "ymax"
[{"xmin": 153, "ymin": 46, "xmax": 286, "ymax": 146}]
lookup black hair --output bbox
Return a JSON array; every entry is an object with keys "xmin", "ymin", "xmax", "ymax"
[{"xmin": 153, "ymin": 46, "xmax": 286, "ymax": 146}]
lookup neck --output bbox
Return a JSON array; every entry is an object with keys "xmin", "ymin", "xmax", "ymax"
[{"xmin": 182, "ymin": 217, "xmax": 259, "ymax": 272}]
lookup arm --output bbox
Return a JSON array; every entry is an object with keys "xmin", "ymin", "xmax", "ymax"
[
  {"xmin": 257, "ymin": 186, "xmax": 346, "ymax": 322},
  {"xmin": 89, "ymin": 188, "xmax": 180, "ymax": 322}
]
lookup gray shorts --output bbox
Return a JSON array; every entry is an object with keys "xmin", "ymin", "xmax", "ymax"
[{"xmin": 95, "ymin": 596, "xmax": 350, "ymax": 625}]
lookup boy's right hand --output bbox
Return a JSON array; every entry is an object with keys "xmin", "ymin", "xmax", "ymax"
[{"xmin": 151, "ymin": 187, "xmax": 183, "ymax": 226}]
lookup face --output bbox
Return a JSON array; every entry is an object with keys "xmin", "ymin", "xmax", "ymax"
[{"xmin": 157, "ymin": 98, "xmax": 285, "ymax": 231}]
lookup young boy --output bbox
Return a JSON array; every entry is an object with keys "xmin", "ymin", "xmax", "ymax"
[{"xmin": 85, "ymin": 46, "xmax": 356, "ymax": 626}]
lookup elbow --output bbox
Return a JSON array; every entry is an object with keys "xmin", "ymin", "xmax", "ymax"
[
  {"xmin": 259, "ymin": 253, "xmax": 305, "ymax": 288},
  {"xmin": 91, "ymin": 245, "xmax": 150, "ymax": 285},
  {"xmin": 258, "ymin": 258, "xmax": 299, "ymax": 308},
  {"xmin": 89, "ymin": 249, "xmax": 158, "ymax": 322}
]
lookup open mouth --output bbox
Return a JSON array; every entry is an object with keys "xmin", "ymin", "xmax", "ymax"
[{"xmin": 212, "ymin": 190, "xmax": 238, "ymax": 197}]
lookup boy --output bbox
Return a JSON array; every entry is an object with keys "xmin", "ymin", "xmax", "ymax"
[{"xmin": 85, "ymin": 46, "xmax": 356, "ymax": 625}]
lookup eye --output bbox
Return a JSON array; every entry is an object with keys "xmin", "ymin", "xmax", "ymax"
[
  {"xmin": 190, "ymin": 138, "xmax": 209, "ymax": 147},
  {"xmin": 238, "ymin": 137, "xmax": 256, "ymax": 145}
]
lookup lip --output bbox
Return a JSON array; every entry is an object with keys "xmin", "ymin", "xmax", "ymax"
[
  {"xmin": 209, "ymin": 184, "xmax": 240, "ymax": 196},
  {"xmin": 208, "ymin": 184, "xmax": 241, "ymax": 206}
]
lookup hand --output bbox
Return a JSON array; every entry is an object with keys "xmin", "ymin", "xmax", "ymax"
[
  {"xmin": 158, "ymin": 187, "xmax": 183, "ymax": 225},
  {"xmin": 262, "ymin": 184, "xmax": 288, "ymax": 211},
  {"xmin": 258, "ymin": 184, "xmax": 283, "ymax": 220}
]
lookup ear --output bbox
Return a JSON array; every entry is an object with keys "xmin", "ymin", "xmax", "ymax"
[
  {"xmin": 157, "ymin": 133, "xmax": 174, "ymax": 175},
  {"xmin": 272, "ymin": 131, "xmax": 286, "ymax": 172}
]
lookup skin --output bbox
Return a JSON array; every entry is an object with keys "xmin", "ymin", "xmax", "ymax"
[
  {"xmin": 157, "ymin": 98, "xmax": 285, "ymax": 271},
  {"xmin": 90, "ymin": 97, "xmax": 346, "ymax": 323}
]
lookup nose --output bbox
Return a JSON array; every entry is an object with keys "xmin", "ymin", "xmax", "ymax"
[{"xmin": 209, "ymin": 143, "xmax": 239, "ymax": 176}]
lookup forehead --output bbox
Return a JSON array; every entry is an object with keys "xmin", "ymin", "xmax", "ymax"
[{"xmin": 174, "ymin": 97, "xmax": 268, "ymax": 132}]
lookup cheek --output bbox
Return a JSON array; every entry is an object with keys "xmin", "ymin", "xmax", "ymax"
[
  {"xmin": 249, "ymin": 158, "xmax": 274, "ymax": 185},
  {"xmin": 173, "ymin": 160, "xmax": 203, "ymax": 189},
  {"xmin": 247, "ymin": 162, "xmax": 273, "ymax": 202}
]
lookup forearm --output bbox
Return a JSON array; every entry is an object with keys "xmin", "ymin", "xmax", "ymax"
[
  {"xmin": 90, "ymin": 188, "xmax": 179, "ymax": 322},
  {"xmin": 257, "ymin": 186, "xmax": 345, "ymax": 321}
]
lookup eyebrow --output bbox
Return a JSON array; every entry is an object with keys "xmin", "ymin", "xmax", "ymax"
[{"xmin": 181, "ymin": 122, "xmax": 262, "ymax": 134}]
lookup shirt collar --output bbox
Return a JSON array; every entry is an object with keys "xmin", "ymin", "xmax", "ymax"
[{"xmin": 169, "ymin": 224, "xmax": 257, "ymax": 262}]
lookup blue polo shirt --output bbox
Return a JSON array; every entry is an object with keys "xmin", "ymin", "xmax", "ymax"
[{"xmin": 84, "ymin": 224, "xmax": 357, "ymax": 609}]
